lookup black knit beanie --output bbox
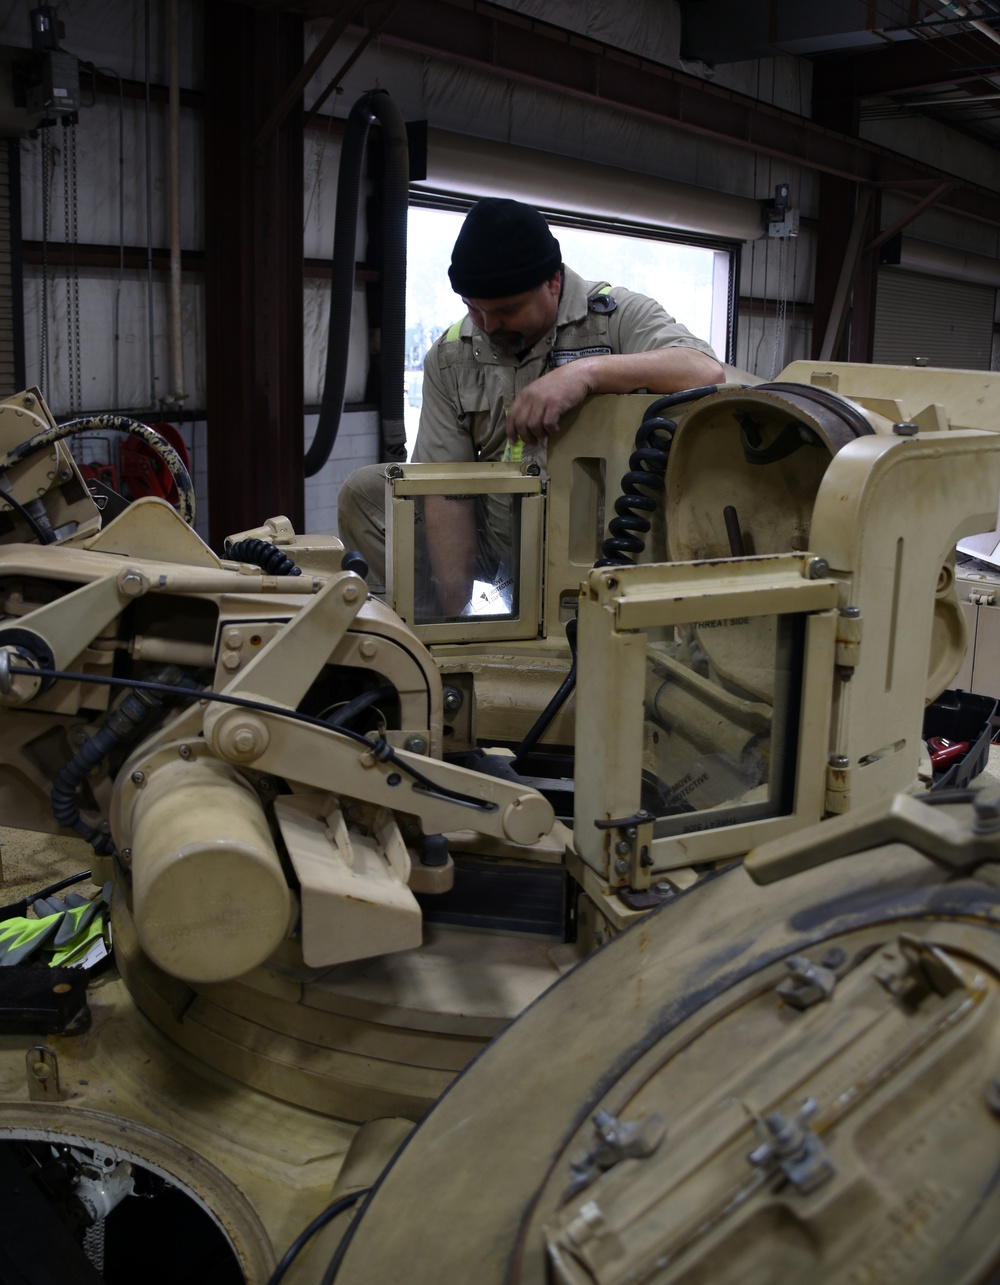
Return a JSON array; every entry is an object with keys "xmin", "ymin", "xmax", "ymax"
[{"xmin": 448, "ymin": 199, "xmax": 562, "ymax": 298}]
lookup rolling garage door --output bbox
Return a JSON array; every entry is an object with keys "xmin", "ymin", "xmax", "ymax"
[{"xmin": 874, "ymin": 267, "xmax": 995, "ymax": 370}]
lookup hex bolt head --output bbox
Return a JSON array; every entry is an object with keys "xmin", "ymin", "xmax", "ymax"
[
  {"xmin": 118, "ymin": 568, "xmax": 148, "ymax": 598},
  {"xmin": 403, "ymin": 734, "xmax": 428, "ymax": 755},
  {"xmin": 615, "ymin": 839, "xmax": 631, "ymax": 855},
  {"xmin": 221, "ymin": 650, "xmax": 241, "ymax": 671},
  {"xmin": 893, "ymin": 422, "xmax": 919, "ymax": 436},
  {"xmin": 807, "ymin": 557, "xmax": 829, "ymax": 580},
  {"xmin": 232, "ymin": 729, "xmax": 258, "ymax": 755},
  {"xmin": 359, "ymin": 638, "xmax": 377, "ymax": 660},
  {"xmin": 223, "ymin": 629, "xmax": 244, "ymax": 650},
  {"xmin": 614, "ymin": 857, "xmax": 629, "ymax": 875},
  {"xmin": 343, "ymin": 583, "xmax": 360, "ymax": 604},
  {"xmin": 130, "ymin": 771, "xmax": 145, "ymax": 787},
  {"xmin": 442, "ymin": 686, "xmax": 464, "ymax": 715}
]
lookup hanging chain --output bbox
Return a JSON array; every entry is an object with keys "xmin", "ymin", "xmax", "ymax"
[
  {"xmin": 39, "ymin": 130, "xmax": 51, "ymax": 400},
  {"xmin": 770, "ymin": 233, "xmax": 789, "ymax": 381},
  {"xmin": 63, "ymin": 122, "xmax": 82, "ymax": 414}
]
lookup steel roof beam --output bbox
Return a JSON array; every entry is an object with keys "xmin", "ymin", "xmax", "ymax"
[{"xmin": 352, "ymin": 0, "xmax": 1000, "ymax": 226}]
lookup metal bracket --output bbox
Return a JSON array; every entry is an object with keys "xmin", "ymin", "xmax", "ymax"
[{"xmin": 26, "ymin": 1044, "xmax": 63, "ymax": 1101}]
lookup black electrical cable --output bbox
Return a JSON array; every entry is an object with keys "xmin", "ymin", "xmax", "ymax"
[
  {"xmin": 7, "ymin": 665, "xmax": 497, "ymax": 814},
  {"xmin": 0, "ymin": 415, "xmax": 195, "ymax": 526},
  {"xmin": 326, "ymin": 686, "xmax": 393, "ymax": 729},
  {"xmin": 266, "ymin": 1189, "xmax": 370, "ymax": 1285},
  {"xmin": 26, "ymin": 870, "xmax": 93, "ymax": 903},
  {"xmin": 511, "ymin": 619, "xmax": 578, "ymax": 772},
  {"xmin": 0, "ymin": 486, "xmax": 54, "ymax": 544}
]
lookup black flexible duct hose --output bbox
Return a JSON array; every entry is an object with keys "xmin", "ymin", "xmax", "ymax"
[
  {"xmin": 598, "ymin": 385, "xmax": 720, "ymax": 567},
  {"xmin": 225, "ymin": 538, "xmax": 301, "ymax": 577},
  {"xmin": 305, "ymin": 89, "xmax": 409, "ymax": 476}
]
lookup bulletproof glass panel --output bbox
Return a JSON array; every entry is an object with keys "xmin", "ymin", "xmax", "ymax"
[
  {"xmin": 413, "ymin": 492, "xmax": 522, "ymax": 625},
  {"xmin": 642, "ymin": 613, "xmax": 802, "ymax": 839}
]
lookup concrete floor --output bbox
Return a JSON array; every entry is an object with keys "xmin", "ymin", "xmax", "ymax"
[{"xmin": 0, "ymin": 826, "xmax": 98, "ymax": 907}]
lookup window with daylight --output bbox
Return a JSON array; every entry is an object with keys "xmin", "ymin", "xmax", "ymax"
[{"xmin": 403, "ymin": 203, "xmax": 735, "ymax": 458}]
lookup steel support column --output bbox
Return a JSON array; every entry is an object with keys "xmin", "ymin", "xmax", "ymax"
[
  {"xmin": 812, "ymin": 61, "xmax": 877, "ymax": 362},
  {"xmin": 204, "ymin": 3, "xmax": 304, "ymax": 549}
]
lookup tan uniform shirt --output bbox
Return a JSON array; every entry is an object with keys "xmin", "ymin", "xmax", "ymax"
[{"xmin": 412, "ymin": 265, "xmax": 718, "ymax": 465}]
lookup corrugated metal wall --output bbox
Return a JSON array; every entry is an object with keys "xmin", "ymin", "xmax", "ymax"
[{"xmin": 0, "ymin": 141, "xmax": 16, "ymax": 397}]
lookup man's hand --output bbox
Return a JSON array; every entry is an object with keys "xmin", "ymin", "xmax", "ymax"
[
  {"xmin": 505, "ymin": 349, "xmax": 724, "ymax": 446},
  {"xmin": 506, "ymin": 363, "xmax": 594, "ymax": 446}
]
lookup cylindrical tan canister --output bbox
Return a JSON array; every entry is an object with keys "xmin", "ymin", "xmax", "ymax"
[{"xmin": 126, "ymin": 756, "xmax": 290, "ymax": 984}]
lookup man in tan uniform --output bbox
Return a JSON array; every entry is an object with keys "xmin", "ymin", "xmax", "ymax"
[{"xmin": 338, "ymin": 199, "xmax": 723, "ymax": 612}]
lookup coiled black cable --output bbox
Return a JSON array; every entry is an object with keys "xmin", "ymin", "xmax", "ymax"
[
  {"xmin": 225, "ymin": 538, "xmax": 302, "ymax": 577},
  {"xmin": 597, "ymin": 385, "xmax": 721, "ymax": 568},
  {"xmin": 50, "ymin": 687, "xmax": 165, "ymax": 854}
]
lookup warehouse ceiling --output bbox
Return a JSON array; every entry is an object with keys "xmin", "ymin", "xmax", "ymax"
[
  {"xmin": 678, "ymin": 0, "xmax": 1000, "ymax": 148},
  {"xmin": 245, "ymin": 0, "xmax": 1000, "ymax": 149}
]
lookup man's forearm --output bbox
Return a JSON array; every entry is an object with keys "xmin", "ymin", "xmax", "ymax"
[
  {"xmin": 505, "ymin": 347, "xmax": 725, "ymax": 444},
  {"xmin": 576, "ymin": 347, "xmax": 725, "ymax": 396},
  {"xmin": 423, "ymin": 494, "xmax": 477, "ymax": 616}
]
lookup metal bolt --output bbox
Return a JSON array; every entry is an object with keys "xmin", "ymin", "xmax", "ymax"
[
  {"xmin": 386, "ymin": 464, "xmax": 403, "ymax": 479},
  {"xmin": 614, "ymin": 857, "xmax": 629, "ymax": 875},
  {"xmin": 828, "ymin": 755, "xmax": 849, "ymax": 769},
  {"xmin": 806, "ymin": 557, "xmax": 829, "ymax": 580},
  {"xmin": 22, "ymin": 394, "xmax": 35, "ymax": 407},
  {"xmin": 58, "ymin": 466, "xmax": 72, "ymax": 482},
  {"xmin": 524, "ymin": 460, "xmax": 541, "ymax": 476},
  {"xmin": 232, "ymin": 729, "xmax": 258, "ymax": 755},
  {"xmin": 256, "ymin": 777, "xmax": 275, "ymax": 795},
  {"xmin": 223, "ymin": 629, "xmax": 244, "ymax": 650},
  {"xmin": 893, "ymin": 421, "xmax": 919, "ymax": 436},
  {"xmin": 130, "ymin": 771, "xmax": 145, "ymax": 787},
  {"xmin": 442, "ymin": 686, "xmax": 464, "ymax": 715},
  {"xmin": 118, "ymin": 568, "xmax": 148, "ymax": 597},
  {"xmin": 604, "ymin": 576, "xmax": 619, "ymax": 591},
  {"xmin": 359, "ymin": 638, "xmax": 377, "ymax": 659},
  {"xmin": 221, "ymin": 650, "xmax": 241, "ymax": 671},
  {"xmin": 120, "ymin": 848, "xmax": 132, "ymax": 868},
  {"xmin": 343, "ymin": 583, "xmax": 360, "ymax": 603},
  {"xmin": 177, "ymin": 743, "xmax": 193, "ymax": 760},
  {"xmin": 403, "ymin": 734, "xmax": 428, "ymax": 754},
  {"xmin": 626, "ymin": 826, "xmax": 637, "ymax": 840},
  {"xmin": 615, "ymin": 839, "xmax": 631, "ymax": 855},
  {"xmin": 839, "ymin": 606, "xmax": 860, "ymax": 618}
]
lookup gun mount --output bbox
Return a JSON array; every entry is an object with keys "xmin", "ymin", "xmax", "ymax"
[{"xmin": 0, "ymin": 364, "xmax": 999, "ymax": 1281}]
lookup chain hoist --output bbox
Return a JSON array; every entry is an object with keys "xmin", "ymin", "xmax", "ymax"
[{"xmin": 63, "ymin": 121, "xmax": 82, "ymax": 415}]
